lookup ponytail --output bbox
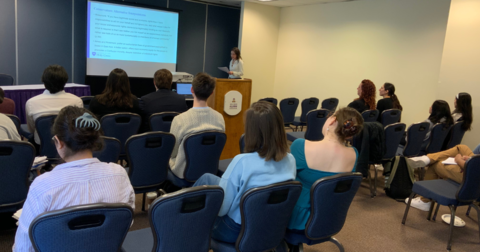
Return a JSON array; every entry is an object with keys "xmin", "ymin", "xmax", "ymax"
[{"xmin": 384, "ymin": 83, "xmax": 402, "ymax": 111}]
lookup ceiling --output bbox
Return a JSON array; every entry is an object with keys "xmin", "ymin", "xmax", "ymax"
[{"xmin": 188, "ymin": 0, "xmax": 358, "ymax": 8}]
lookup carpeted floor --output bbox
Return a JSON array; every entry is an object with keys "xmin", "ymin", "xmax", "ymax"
[{"xmin": 1, "ymin": 173, "xmax": 478, "ymax": 252}]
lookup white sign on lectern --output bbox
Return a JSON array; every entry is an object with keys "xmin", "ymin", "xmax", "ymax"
[{"xmin": 224, "ymin": 91, "xmax": 243, "ymax": 116}]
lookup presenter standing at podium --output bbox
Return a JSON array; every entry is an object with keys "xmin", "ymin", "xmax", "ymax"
[{"xmin": 228, "ymin": 47, "xmax": 244, "ymax": 79}]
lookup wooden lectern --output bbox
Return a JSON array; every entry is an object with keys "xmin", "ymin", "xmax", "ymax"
[{"xmin": 207, "ymin": 78, "xmax": 252, "ymax": 160}]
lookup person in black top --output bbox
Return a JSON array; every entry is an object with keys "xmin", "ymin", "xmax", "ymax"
[
  {"xmin": 377, "ymin": 82, "xmax": 403, "ymax": 122},
  {"xmin": 89, "ymin": 68, "xmax": 141, "ymax": 119},
  {"xmin": 139, "ymin": 69, "xmax": 188, "ymax": 132},
  {"xmin": 348, "ymin": 79, "xmax": 376, "ymax": 114},
  {"xmin": 452, "ymin": 92, "xmax": 473, "ymax": 131}
]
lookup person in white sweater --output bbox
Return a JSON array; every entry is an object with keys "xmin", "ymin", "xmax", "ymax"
[{"xmin": 169, "ymin": 73, "xmax": 225, "ymax": 178}]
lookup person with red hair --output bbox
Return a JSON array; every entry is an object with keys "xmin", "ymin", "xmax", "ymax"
[{"xmin": 348, "ymin": 79, "xmax": 376, "ymax": 113}]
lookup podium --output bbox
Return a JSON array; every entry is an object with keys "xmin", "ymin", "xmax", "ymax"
[{"xmin": 207, "ymin": 78, "xmax": 252, "ymax": 160}]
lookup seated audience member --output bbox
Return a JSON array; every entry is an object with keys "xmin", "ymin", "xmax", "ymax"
[
  {"xmin": 89, "ymin": 68, "xmax": 141, "ymax": 119},
  {"xmin": 193, "ymin": 101, "xmax": 296, "ymax": 243},
  {"xmin": 26, "ymin": 65, "xmax": 83, "ymax": 145},
  {"xmin": 377, "ymin": 82, "xmax": 403, "ymax": 122},
  {"xmin": 288, "ymin": 107, "xmax": 362, "ymax": 231},
  {"xmin": 0, "ymin": 87, "xmax": 15, "ymax": 114},
  {"xmin": 408, "ymin": 144, "xmax": 476, "ymax": 211},
  {"xmin": 452, "ymin": 92, "xmax": 473, "ymax": 131},
  {"xmin": 13, "ymin": 106, "xmax": 135, "ymax": 252},
  {"xmin": 169, "ymin": 73, "xmax": 225, "ymax": 178},
  {"xmin": 348, "ymin": 79, "xmax": 376, "ymax": 113},
  {"xmin": 139, "ymin": 69, "xmax": 188, "ymax": 132},
  {"xmin": 474, "ymin": 143, "xmax": 480, "ymax": 155},
  {"xmin": 0, "ymin": 113, "xmax": 21, "ymax": 141}
]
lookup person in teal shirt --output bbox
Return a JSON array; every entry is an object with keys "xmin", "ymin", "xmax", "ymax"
[
  {"xmin": 194, "ymin": 101, "xmax": 296, "ymax": 243},
  {"xmin": 288, "ymin": 107, "xmax": 364, "ymax": 231}
]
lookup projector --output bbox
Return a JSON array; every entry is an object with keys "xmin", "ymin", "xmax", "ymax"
[{"xmin": 172, "ymin": 72, "xmax": 193, "ymax": 83}]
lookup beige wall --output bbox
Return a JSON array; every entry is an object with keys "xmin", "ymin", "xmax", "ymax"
[
  {"xmin": 239, "ymin": 2, "xmax": 281, "ymax": 102},
  {"xmin": 272, "ymin": 0, "xmax": 451, "ymax": 127},
  {"xmin": 437, "ymin": 0, "xmax": 480, "ymax": 149}
]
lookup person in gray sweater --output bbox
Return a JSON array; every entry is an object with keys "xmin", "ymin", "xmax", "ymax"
[{"xmin": 169, "ymin": 73, "xmax": 225, "ymax": 178}]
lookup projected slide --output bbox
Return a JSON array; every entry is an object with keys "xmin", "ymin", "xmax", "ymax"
[{"xmin": 86, "ymin": 0, "xmax": 179, "ymax": 77}]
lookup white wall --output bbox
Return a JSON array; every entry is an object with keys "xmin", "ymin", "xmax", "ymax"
[
  {"xmin": 272, "ymin": 0, "xmax": 451, "ymax": 127},
  {"xmin": 437, "ymin": 0, "xmax": 480, "ymax": 149},
  {"xmin": 239, "ymin": 2, "xmax": 281, "ymax": 102}
]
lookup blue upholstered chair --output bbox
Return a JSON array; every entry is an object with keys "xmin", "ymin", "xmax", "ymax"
[
  {"xmin": 280, "ymin": 98, "xmax": 300, "ymax": 129},
  {"xmin": 29, "ymin": 203, "xmax": 133, "ymax": 252},
  {"xmin": 381, "ymin": 109, "xmax": 401, "ymax": 127},
  {"xmin": 259, "ymin": 97, "xmax": 278, "ymax": 106},
  {"xmin": 80, "ymin": 96, "xmax": 94, "ymax": 110},
  {"xmin": 292, "ymin": 98, "xmax": 319, "ymax": 131},
  {"xmin": 210, "ymin": 181, "xmax": 302, "ymax": 252},
  {"xmin": 0, "ymin": 74, "xmax": 15, "ymax": 86},
  {"xmin": 284, "ymin": 173, "xmax": 362, "ymax": 252},
  {"xmin": 361, "ymin": 110, "xmax": 379, "ymax": 123},
  {"xmin": 424, "ymin": 123, "xmax": 452, "ymax": 154},
  {"xmin": 93, "ymin": 136, "xmax": 121, "ymax": 163},
  {"xmin": 402, "ymin": 155, "xmax": 480, "ymax": 251},
  {"xmin": 122, "ymin": 186, "xmax": 224, "ymax": 252},
  {"xmin": 100, "ymin": 113, "xmax": 141, "ymax": 159},
  {"xmin": 287, "ymin": 109, "xmax": 329, "ymax": 142},
  {"xmin": 35, "ymin": 114, "xmax": 59, "ymax": 160},
  {"xmin": 168, "ymin": 131, "xmax": 226, "ymax": 188},
  {"xmin": 6, "ymin": 114, "xmax": 32, "ymax": 141},
  {"xmin": 126, "ymin": 132, "xmax": 175, "ymax": 211},
  {"xmin": 402, "ymin": 122, "xmax": 430, "ymax": 157},
  {"xmin": 0, "ymin": 141, "xmax": 35, "ymax": 213},
  {"xmin": 321, "ymin": 98, "xmax": 339, "ymax": 112},
  {"xmin": 149, "ymin": 112, "xmax": 180, "ymax": 132},
  {"xmin": 444, "ymin": 121, "xmax": 467, "ymax": 150}
]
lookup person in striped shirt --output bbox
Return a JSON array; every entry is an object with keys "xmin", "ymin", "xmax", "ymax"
[{"xmin": 13, "ymin": 106, "xmax": 135, "ymax": 252}]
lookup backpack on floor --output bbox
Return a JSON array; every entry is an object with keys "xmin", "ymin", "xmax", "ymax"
[{"xmin": 383, "ymin": 156, "xmax": 415, "ymax": 201}]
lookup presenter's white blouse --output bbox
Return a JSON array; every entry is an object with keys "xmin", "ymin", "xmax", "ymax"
[{"xmin": 229, "ymin": 59, "xmax": 244, "ymax": 79}]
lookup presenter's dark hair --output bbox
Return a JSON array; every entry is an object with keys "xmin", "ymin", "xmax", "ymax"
[
  {"xmin": 97, "ymin": 68, "xmax": 135, "ymax": 108},
  {"xmin": 384, "ymin": 83, "xmax": 403, "ymax": 111},
  {"xmin": 231, "ymin": 47, "xmax": 242, "ymax": 60},
  {"xmin": 244, "ymin": 101, "xmax": 288, "ymax": 162},
  {"xmin": 154, "ymin": 69, "xmax": 173, "ymax": 89},
  {"xmin": 192, "ymin": 73, "xmax": 215, "ymax": 101},
  {"xmin": 429, "ymin": 100, "xmax": 454, "ymax": 128},
  {"xmin": 0, "ymin": 88, "xmax": 4, "ymax": 104},
  {"xmin": 454, "ymin": 92, "xmax": 473, "ymax": 131},
  {"xmin": 52, "ymin": 106, "xmax": 104, "ymax": 157},
  {"xmin": 356, "ymin": 79, "xmax": 376, "ymax": 110},
  {"xmin": 42, "ymin": 65, "xmax": 68, "ymax": 94}
]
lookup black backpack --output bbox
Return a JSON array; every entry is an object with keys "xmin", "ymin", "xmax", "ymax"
[{"xmin": 383, "ymin": 156, "xmax": 415, "ymax": 201}]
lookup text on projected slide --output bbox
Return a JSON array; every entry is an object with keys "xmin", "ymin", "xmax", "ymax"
[{"xmin": 87, "ymin": 1, "xmax": 178, "ymax": 64}]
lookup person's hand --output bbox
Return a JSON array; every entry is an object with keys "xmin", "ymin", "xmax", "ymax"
[
  {"xmin": 228, "ymin": 71, "xmax": 233, "ymax": 75},
  {"xmin": 454, "ymin": 154, "xmax": 463, "ymax": 164},
  {"xmin": 462, "ymin": 155, "xmax": 471, "ymax": 161}
]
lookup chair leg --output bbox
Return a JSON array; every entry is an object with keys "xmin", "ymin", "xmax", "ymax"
[
  {"xmin": 447, "ymin": 205, "xmax": 457, "ymax": 251},
  {"xmin": 469, "ymin": 203, "xmax": 480, "ymax": 241},
  {"xmin": 373, "ymin": 165, "xmax": 378, "ymax": 197},
  {"xmin": 419, "ymin": 167, "xmax": 425, "ymax": 181},
  {"xmin": 427, "ymin": 201, "xmax": 436, "ymax": 221},
  {"xmin": 432, "ymin": 203, "xmax": 441, "ymax": 221},
  {"xmin": 330, "ymin": 237, "xmax": 345, "ymax": 252},
  {"xmin": 298, "ymin": 243, "xmax": 304, "ymax": 252},
  {"xmin": 402, "ymin": 192, "xmax": 415, "ymax": 224},
  {"xmin": 142, "ymin": 193, "xmax": 146, "ymax": 212},
  {"xmin": 466, "ymin": 205, "xmax": 472, "ymax": 216},
  {"xmin": 367, "ymin": 169, "xmax": 375, "ymax": 198}
]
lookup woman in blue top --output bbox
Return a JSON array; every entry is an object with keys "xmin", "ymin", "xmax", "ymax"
[
  {"xmin": 288, "ymin": 107, "xmax": 363, "ymax": 231},
  {"xmin": 193, "ymin": 101, "xmax": 296, "ymax": 243}
]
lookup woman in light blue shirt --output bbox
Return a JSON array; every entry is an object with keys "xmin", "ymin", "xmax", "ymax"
[
  {"xmin": 288, "ymin": 107, "xmax": 363, "ymax": 231},
  {"xmin": 193, "ymin": 101, "xmax": 296, "ymax": 243},
  {"xmin": 228, "ymin": 47, "xmax": 244, "ymax": 79}
]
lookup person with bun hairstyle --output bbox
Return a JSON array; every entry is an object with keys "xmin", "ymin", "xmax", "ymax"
[
  {"xmin": 288, "ymin": 107, "xmax": 363, "ymax": 231},
  {"xmin": 13, "ymin": 106, "xmax": 135, "ymax": 252},
  {"xmin": 377, "ymin": 82, "xmax": 403, "ymax": 122},
  {"xmin": 348, "ymin": 79, "xmax": 376, "ymax": 113},
  {"xmin": 452, "ymin": 92, "xmax": 473, "ymax": 131}
]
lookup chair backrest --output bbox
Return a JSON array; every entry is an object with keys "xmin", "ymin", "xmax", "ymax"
[
  {"xmin": 304, "ymin": 109, "xmax": 330, "ymax": 141},
  {"xmin": 456, "ymin": 155, "xmax": 480, "ymax": 202},
  {"xmin": 92, "ymin": 136, "xmax": 121, "ymax": 163},
  {"xmin": 100, "ymin": 113, "xmax": 141, "ymax": 154},
  {"xmin": 0, "ymin": 74, "xmax": 15, "ymax": 86},
  {"xmin": 381, "ymin": 109, "xmax": 402, "ymax": 127},
  {"xmin": 6, "ymin": 114, "xmax": 21, "ymax": 133},
  {"xmin": 362, "ymin": 110, "xmax": 379, "ymax": 123},
  {"xmin": 149, "ymin": 186, "xmax": 224, "ymax": 252},
  {"xmin": 183, "ymin": 131, "xmax": 227, "ymax": 182},
  {"xmin": 236, "ymin": 181, "xmax": 302, "ymax": 252},
  {"xmin": 445, "ymin": 121, "xmax": 467, "ymax": 149},
  {"xmin": 305, "ymin": 173, "xmax": 362, "ymax": 240},
  {"xmin": 35, "ymin": 114, "xmax": 58, "ymax": 159},
  {"xmin": 0, "ymin": 141, "xmax": 35, "ymax": 212},
  {"xmin": 383, "ymin": 123, "xmax": 406, "ymax": 159},
  {"xmin": 239, "ymin": 134, "xmax": 245, "ymax": 153},
  {"xmin": 299, "ymin": 98, "xmax": 319, "ymax": 122},
  {"xmin": 280, "ymin": 98, "xmax": 300, "ymax": 125},
  {"xmin": 149, "ymin": 112, "xmax": 180, "ymax": 132},
  {"xmin": 403, "ymin": 122, "xmax": 431, "ymax": 157},
  {"xmin": 126, "ymin": 132, "xmax": 175, "ymax": 191},
  {"xmin": 29, "ymin": 203, "xmax": 133, "ymax": 252},
  {"xmin": 259, "ymin": 97, "xmax": 278, "ymax": 106},
  {"xmin": 321, "ymin": 98, "xmax": 339, "ymax": 112},
  {"xmin": 426, "ymin": 123, "xmax": 452, "ymax": 154},
  {"xmin": 80, "ymin": 96, "xmax": 94, "ymax": 110}
]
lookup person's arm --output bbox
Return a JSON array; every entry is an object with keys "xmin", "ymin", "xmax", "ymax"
[
  {"xmin": 76, "ymin": 97, "xmax": 84, "ymax": 108},
  {"xmin": 455, "ymin": 154, "xmax": 468, "ymax": 170},
  {"xmin": 217, "ymin": 159, "xmax": 242, "ymax": 216},
  {"xmin": 25, "ymin": 101, "xmax": 35, "ymax": 135},
  {"xmin": 473, "ymin": 143, "xmax": 480, "ymax": 155},
  {"xmin": 231, "ymin": 60, "xmax": 244, "ymax": 77},
  {"xmin": 169, "ymin": 116, "xmax": 183, "ymax": 159}
]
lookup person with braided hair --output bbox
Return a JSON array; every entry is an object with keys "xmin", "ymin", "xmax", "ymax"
[
  {"xmin": 348, "ymin": 79, "xmax": 376, "ymax": 113},
  {"xmin": 287, "ymin": 107, "xmax": 364, "ymax": 231}
]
